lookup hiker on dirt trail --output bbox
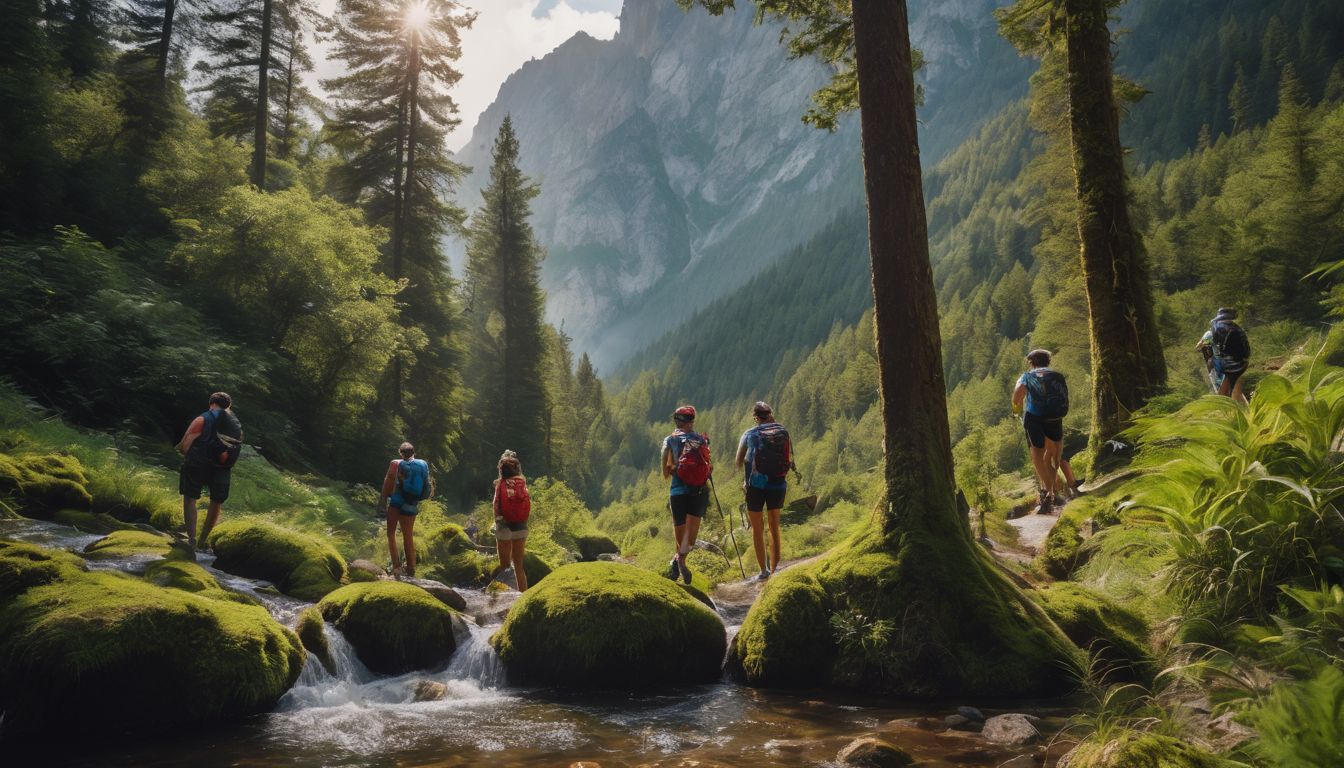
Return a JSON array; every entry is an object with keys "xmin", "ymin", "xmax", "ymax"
[
  {"xmin": 1012, "ymin": 350, "xmax": 1075, "ymax": 514},
  {"xmin": 1197, "ymin": 307, "xmax": 1250, "ymax": 404},
  {"xmin": 379, "ymin": 442, "xmax": 431, "ymax": 579},
  {"xmin": 736, "ymin": 401, "xmax": 791, "ymax": 582},
  {"xmin": 488, "ymin": 450, "xmax": 531, "ymax": 592},
  {"xmin": 176, "ymin": 392, "xmax": 243, "ymax": 550},
  {"xmin": 662, "ymin": 405, "xmax": 711, "ymax": 585}
]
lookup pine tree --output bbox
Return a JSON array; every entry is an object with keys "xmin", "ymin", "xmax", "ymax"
[
  {"xmin": 117, "ymin": 0, "xmax": 189, "ymax": 141},
  {"xmin": 271, "ymin": 8, "xmax": 317, "ymax": 161},
  {"xmin": 0, "ymin": 0, "xmax": 62, "ymax": 234},
  {"xmin": 46, "ymin": 0, "xmax": 114, "ymax": 80},
  {"xmin": 463, "ymin": 116, "xmax": 549, "ymax": 478},
  {"xmin": 1228, "ymin": 63, "xmax": 1250, "ymax": 133}
]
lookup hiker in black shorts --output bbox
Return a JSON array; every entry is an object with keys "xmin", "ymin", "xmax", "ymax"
[
  {"xmin": 1199, "ymin": 307, "xmax": 1250, "ymax": 404},
  {"xmin": 662, "ymin": 406, "xmax": 711, "ymax": 584},
  {"xmin": 1012, "ymin": 351, "xmax": 1076, "ymax": 513},
  {"xmin": 735, "ymin": 401, "xmax": 791, "ymax": 581},
  {"xmin": 176, "ymin": 392, "xmax": 243, "ymax": 550}
]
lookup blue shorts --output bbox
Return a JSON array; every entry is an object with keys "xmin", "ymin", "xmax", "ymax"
[{"xmin": 389, "ymin": 493, "xmax": 419, "ymax": 516}]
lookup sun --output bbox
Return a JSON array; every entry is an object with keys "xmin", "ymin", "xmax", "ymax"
[{"xmin": 404, "ymin": 0, "xmax": 432, "ymax": 31}]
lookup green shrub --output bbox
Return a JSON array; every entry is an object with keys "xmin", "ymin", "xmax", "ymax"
[
  {"xmin": 318, "ymin": 581, "xmax": 458, "ymax": 674},
  {"xmin": 1245, "ymin": 665, "xmax": 1344, "ymax": 768},
  {"xmin": 1061, "ymin": 731, "xmax": 1236, "ymax": 767},
  {"xmin": 207, "ymin": 518, "xmax": 347, "ymax": 600}
]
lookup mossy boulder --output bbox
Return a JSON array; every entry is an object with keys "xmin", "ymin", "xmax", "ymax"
[
  {"xmin": 51, "ymin": 509, "xmax": 141, "ymax": 534},
  {"xmin": 295, "ymin": 606, "xmax": 334, "ymax": 673},
  {"xmin": 0, "ymin": 540, "xmax": 305, "ymax": 739},
  {"xmin": 83, "ymin": 529, "xmax": 191, "ymax": 563},
  {"xmin": 143, "ymin": 559, "xmax": 257, "ymax": 605},
  {"xmin": 1039, "ymin": 512, "xmax": 1086, "ymax": 579},
  {"xmin": 1060, "ymin": 732, "xmax": 1237, "ymax": 767},
  {"xmin": 522, "ymin": 550, "xmax": 554, "ymax": 584},
  {"xmin": 729, "ymin": 523, "xmax": 1083, "ymax": 696},
  {"xmin": 207, "ymin": 518, "xmax": 347, "ymax": 600},
  {"xmin": 576, "ymin": 532, "xmax": 620, "ymax": 561},
  {"xmin": 1031, "ymin": 583, "xmax": 1154, "ymax": 683},
  {"xmin": 318, "ymin": 581, "xmax": 458, "ymax": 674},
  {"xmin": 490, "ymin": 561, "xmax": 726, "ymax": 688},
  {"xmin": 0, "ymin": 452, "xmax": 92, "ymax": 516},
  {"xmin": 421, "ymin": 524, "xmax": 493, "ymax": 586}
]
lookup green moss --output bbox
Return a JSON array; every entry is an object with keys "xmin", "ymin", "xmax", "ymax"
[
  {"xmin": 1063, "ymin": 732, "xmax": 1237, "ymax": 767},
  {"xmin": 83, "ymin": 530, "xmax": 192, "ymax": 562},
  {"xmin": 143, "ymin": 559, "xmax": 258, "ymax": 605},
  {"xmin": 490, "ymin": 561, "xmax": 726, "ymax": 688},
  {"xmin": 51, "ymin": 508, "xmax": 140, "ymax": 534},
  {"xmin": 0, "ymin": 540, "xmax": 304, "ymax": 739},
  {"xmin": 0, "ymin": 452, "xmax": 93, "ymax": 516},
  {"xmin": 318, "ymin": 581, "xmax": 458, "ymax": 674},
  {"xmin": 576, "ymin": 532, "xmax": 620, "ymax": 561},
  {"xmin": 1040, "ymin": 512, "xmax": 1085, "ymax": 579},
  {"xmin": 522, "ymin": 550, "xmax": 554, "ymax": 585},
  {"xmin": 295, "ymin": 605, "xmax": 334, "ymax": 674},
  {"xmin": 1030, "ymin": 583, "xmax": 1154, "ymax": 683},
  {"xmin": 207, "ymin": 518, "xmax": 347, "ymax": 600},
  {"xmin": 730, "ymin": 522, "xmax": 1084, "ymax": 697},
  {"xmin": 421, "ymin": 524, "xmax": 493, "ymax": 586},
  {"xmin": 347, "ymin": 565, "xmax": 379, "ymax": 582}
]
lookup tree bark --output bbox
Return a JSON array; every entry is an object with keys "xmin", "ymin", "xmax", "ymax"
[
  {"xmin": 251, "ymin": 0, "xmax": 274, "ymax": 188},
  {"xmin": 1063, "ymin": 0, "xmax": 1167, "ymax": 468},
  {"xmin": 156, "ymin": 0, "xmax": 177, "ymax": 92},
  {"xmin": 851, "ymin": 0, "xmax": 962, "ymax": 540}
]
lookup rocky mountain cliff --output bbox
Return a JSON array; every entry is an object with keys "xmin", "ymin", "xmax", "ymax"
[{"xmin": 452, "ymin": 0, "xmax": 1029, "ymax": 370}]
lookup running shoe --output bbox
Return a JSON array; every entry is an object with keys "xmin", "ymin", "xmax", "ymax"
[
  {"xmin": 667, "ymin": 557, "xmax": 681, "ymax": 581},
  {"xmin": 754, "ymin": 569, "xmax": 771, "ymax": 583},
  {"xmin": 680, "ymin": 560, "xmax": 693, "ymax": 585}
]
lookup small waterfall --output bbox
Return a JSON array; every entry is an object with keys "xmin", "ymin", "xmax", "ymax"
[{"xmin": 445, "ymin": 619, "xmax": 506, "ymax": 689}]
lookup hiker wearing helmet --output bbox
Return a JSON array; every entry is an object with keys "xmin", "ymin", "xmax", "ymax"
[
  {"xmin": 662, "ymin": 406, "xmax": 711, "ymax": 584},
  {"xmin": 1012, "ymin": 350, "xmax": 1080, "ymax": 513},
  {"xmin": 379, "ymin": 442, "xmax": 431, "ymax": 578},
  {"xmin": 488, "ymin": 450, "xmax": 531, "ymax": 591},
  {"xmin": 735, "ymin": 401, "xmax": 791, "ymax": 581},
  {"xmin": 1197, "ymin": 307, "xmax": 1250, "ymax": 404}
]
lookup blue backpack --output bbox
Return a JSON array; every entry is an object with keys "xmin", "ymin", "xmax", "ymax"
[
  {"xmin": 1025, "ymin": 369, "xmax": 1070, "ymax": 419},
  {"xmin": 398, "ymin": 459, "xmax": 430, "ymax": 502}
]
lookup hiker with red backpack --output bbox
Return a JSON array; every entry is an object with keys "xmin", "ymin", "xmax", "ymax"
[
  {"xmin": 378, "ymin": 442, "xmax": 432, "ymax": 578},
  {"xmin": 488, "ymin": 449, "xmax": 532, "ymax": 591},
  {"xmin": 735, "ymin": 401, "xmax": 791, "ymax": 581},
  {"xmin": 176, "ymin": 391, "xmax": 243, "ymax": 550},
  {"xmin": 1197, "ymin": 307, "xmax": 1250, "ymax": 404},
  {"xmin": 662, "ymin": 405, "xmax": 712, "ymax": 584}
]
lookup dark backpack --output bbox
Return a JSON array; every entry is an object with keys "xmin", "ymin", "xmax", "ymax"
[
  {"xmin": 1025, "ymin": 369, "xmax": 1070, "ymax": 419},
  {"xmin": 397, "ymin": 458, "xmax": 430, "ymax": 503},
  {"xmin": 1212, "ymin": 319, "xmax": 1250, "ymax": 361},
  {"xmin": 198, "ymin": 409, "xmax": 244, "ymax": 469},
  {"xmin": 673, "ymin": 431, "xmax": 712, "ymax": 488},
  {"xmin": 751, "ymin": 423, "xmax": 791, "ymax": 478}
]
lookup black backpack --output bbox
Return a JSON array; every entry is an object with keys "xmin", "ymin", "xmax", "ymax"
[
  {"xmin": 752, "ymin": 423, "xmax": 791, "ymax": 478},
  {"xmin": 1025, "ymin": 369, "xmax": 1070, "ymax": 419},
  {"xmin": 198, "ymin": 409, "xmax": 244, "ymax": 469},
  {"xmin": 1212, "ymin": 319, "xmax": 1250, "ymax": 361}
]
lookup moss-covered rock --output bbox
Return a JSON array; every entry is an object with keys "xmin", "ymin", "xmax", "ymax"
[
  {"xmin": 318, "ymin": 581, "xmax": 458, "ymax": 674},
  {"xmin": 421, "ymin": 523, "xmax": 493, "ymax": 586},
  {"xmin": 83, "ymin": 529, "xmax": 192, "ymax": 562},
  {"xmin": 1031, "ymin": 583, "xmax": 1154, "ymax": 683},
  {"xmin": 1039, "ymin": 512, "xmax": 1085, "ymax": 579},
  {"xmin": 729, "ymin": 523, "xmax": 1083, "ymax": 696},
  {"xmin": 0, "ymin": 540, "xmax": 304, "ymax": 739},
  {"xmin": 50, "ymin": 508, "xmax": 141, "ymax": 534},
  {"xmin": 207, "ymin": 518, "xmax": 347, "ymax": 600},
  {"xmin": 143, "ymin": 559, "xmax": 258, "ymax": 605},
  {"xmin": 490, "ymin": 561, "xmax": 726, "ymax": 688},
  {"xmin": 1060, "ymin": 732, "xmax": 1237, "ymax": 767},
  {"xmin": 522, "ymin": 550, "xmax": 554, "ymax": 585},
  {"xmin": 0, "ymin": 452, "xmax": 93, "ymax": 516},
  {"xmin": 295, "ymin": 605, "xmax": 334, "ymax": 674},
  {"xmin": 576, "ymin": 532, "xmax": 620, "ymax": 561}
]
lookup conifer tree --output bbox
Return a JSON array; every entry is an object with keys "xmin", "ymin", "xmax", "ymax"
[
  {"xmin": 117, "ymin": 0, "xmax": 190, "ymax": 144},
  {"xmin": 0, "ymin": 0, "xmax": 61, "ymax": 234},
  {"xmin": 1229, "ymin": 63, "xmax": 1250, "ymax": 133},
  {"xmin": 46, "ymin": 0, "xmax": 114, "ymax": 80}
]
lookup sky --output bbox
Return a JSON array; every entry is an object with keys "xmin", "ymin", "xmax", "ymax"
[{"xmin": 312, "ymin": 0, "xmax": 623, "ymax": 152}]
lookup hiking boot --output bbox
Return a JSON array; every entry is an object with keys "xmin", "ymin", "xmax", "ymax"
[
  {"xmin": 754, "ymin": 569, "xmax": 770, "ymax": 583},
  {"xmin": 1069, "ymin": 480, "xmax": 1086, "ymax": 497},
  {"xmin": 1034, "ymin": 489, "xmax": 1050, "ymax": 515},
  {"xmin": 680, "ymin": 560, "xmax": 693, "ymax": 585},
  {"xmin": 667, "ymin": 557, "xmax": 681, "ymax": 581},
  {"xmin": 1053, "ymin": 492, "xmax": 1067, "ymax": 510}
]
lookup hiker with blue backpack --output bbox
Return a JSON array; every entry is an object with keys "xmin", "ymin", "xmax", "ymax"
[
  {"xmin": 663, "ymin": 405, "xmax": 711, "ymax": 584},
  {"xmin": 1012, "ymin": 350, "xmax": 1080, "ymax": 514},
  {"xmin": 1196, "ymin": 307, "xmax": 1250, "ymax": 404},
  {"xmin": 735, "ymin": 401, "xmax": 792, "ymax": 581},
  {"xmin": 176, "ymin": 391, "xmax": 244, "ymax": 550},
  {"xmin": 378, "ymin": 441, "xmax": 431, "ymax": 578}
]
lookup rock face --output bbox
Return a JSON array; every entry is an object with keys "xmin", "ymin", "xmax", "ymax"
[
  {"xmin": 452, "ymin": 0, "xmax": 1028, "ymax": 370},
  {"xmin": 836, "ymin": 737, "xmax": 915, "ymax": 768},
  {"xmin": 490, "ymin": 561, "xmax": 725, "ymax": 688},
  {"xmin": 207, "ymin": 518, "xmax": 348, "ymax": 600},
  {"xmin": 318, "ymin": 581, "xmax": 459, "ymax": 675},
  {"xmin": 0, "ymin": 540, "xmax": 304, "ymax": 740}
]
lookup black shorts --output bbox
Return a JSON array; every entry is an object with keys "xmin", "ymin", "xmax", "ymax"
[
  {"xmin": 669, "ymin": 490, "xmax": 708, "ymax": 526},
  {"xmin": 1022, "ymin": 413, "xmax": 1063, "ymax": 450},
  {"xmin": 745, "ymin": 485, "xmax": 786, "ymax": 513},
  {"xmin": 179, "ymin": 462, "xmax": 231, "ymax": 503},
  {"xmin": 1221, "ymin": 365, "xmax": 1246, "ymax": 388}
]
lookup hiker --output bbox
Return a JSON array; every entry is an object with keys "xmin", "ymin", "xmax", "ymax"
[
  {"xmin": 1197, "ymin": 307, "xmax": 1250, "ymax": 404},
  {"xmin": 487, "ymin": 450, "xmax": 531, "ymax": 592},
  {"xmin": 1012, "ymin": 350, "xmax": 1077, "ymax": 513},
  {"xmin": 735, "ymin": 401, "xmax": 791, "ymax": 581},
  {"xmin": 378, "ymin": 442, "xmax": 431, "ymax": 578},
  {"xmin": 176, "ymin": 392, "xmax": 243, "ymax": 550},
  {"xmin": 662, "ymin": 405, "xmax": 711, "ymax": 584}
]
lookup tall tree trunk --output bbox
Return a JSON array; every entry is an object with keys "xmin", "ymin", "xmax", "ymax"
[
  {"xmin": 1063, "ymin": 0, "xmax": 1166, "ymax": 469},
  {"xmin": 851, "ymin": 0, "xmax": 961, "ymax": 540},
  {"xmin": 392, "ymin": 88, "xmax": 407, "ymax": 280},
  {"xmin": 156, "ymin": 0, "xmax": 177, "ymax": 91},
  {"xmin": 277, "ymin": 30, "xmax": 297, "ymax": 160},
  {"xmin": 251, "ymin": 0, "xmax": 274, "ymax": 188}
]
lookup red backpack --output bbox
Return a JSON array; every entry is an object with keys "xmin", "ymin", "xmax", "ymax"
[
  {"xmin": 674, "ymin": 431, "xmax": 712, "ymax": 488},
  {"xmin": 497, "ymin": 476, "xmax": 531, "ymax": 524}
]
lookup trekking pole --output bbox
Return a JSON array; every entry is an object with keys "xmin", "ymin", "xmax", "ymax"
[{"xmin": 708, "ymin": 475, "xmax": 747, "ymax": 580}]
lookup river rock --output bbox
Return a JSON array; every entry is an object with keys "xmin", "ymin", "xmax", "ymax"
[
  {"xmin": 982, "ymin": 714, "xmax": 1041, "ymax": 746},
  {"xmin": 348, "ymin": 558, "xmax": 387, "ymax": 582},
  {"xmin": 490, "ymin": 562, "xmax": 725, "ymax": 688},
  {"xmin": 404, "ymin": 576, "xmax": 468, "ymax": 611},
  {"xmin": 957, "ymin": 705, "xmax": 986, "ymax": 722},
  {"xmin": 836, "ymin": 737, "xmax": 915, "ymax": 768},
  {"xmin": 208, "ymin": 518, "xmax": 347, "ymax": 600},
  {"xmin": 944, "ymin": 713, "xmax": 982, "ymax": 732},
  {"xmin": 596, "ymin": 552, "xmax": 623, "ymax": 561},
  {"xmin": 413, "ymin": 680, "xmax": 447, "ymax": 702},
  {"xmin": 319, "ymin": 581, "xmax": 459, "ymax": 674}
]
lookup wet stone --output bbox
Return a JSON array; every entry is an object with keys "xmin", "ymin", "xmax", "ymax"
[
  {"xmin": 412, "ymin": 680, "xmax": 446, "ymax": 702},
  {"xmin": 944, "ymin": 714, "xmax": 983, "ymax": 732},
  {"xmin": 349, "ymin": 559, "xmax": 387, "ymax": 580},
  {"xmin": 404, "ymin": 576, "xmax": 468, "ymax": 611},
  {"xmin": 982, "ymin": 714, "xmax": 1041, "ymax": 746},
  {"xmin": 884, "ymin": 717, "xmax": 941, "ymax": 731},
  {"xmin": 765, "ymin": 737, "xmax": 818, "ymax": 753},
  {"xmin": 837, "ymin": 737, "xmax": 915, "ymax": 768},
  {"xmin": 956, "ymin": 706, "xmax": 986, "ymax": 722}
]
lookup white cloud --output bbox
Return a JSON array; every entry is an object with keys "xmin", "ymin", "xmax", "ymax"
[{"xmin": 311, "ymin": 1, "xmax": 620, "ymax": 152}]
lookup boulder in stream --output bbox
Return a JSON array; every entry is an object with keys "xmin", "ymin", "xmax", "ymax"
[
  {"xmin": 84, "ymin": 529, "xmax": 191, "ymax": 563},
  {"xmin": 421, "ymin": 523, "xmax": 493, "ymax": 586},
  {"xmin": 403, "ymin": 576, "xmax": 468, "ymax": 611},
  {"xmin": 575, "ymin": 532, "xmax": 620, "ymax": 561},
  {"xmin": 981, "ymin": 714, "xmax": 1041, "ymax": 746},
  {"xmin": 0, "ymin": 452, "xmax": 92, "ymax": 515},
  {"xmin": 318, "ymin": 581, "xmax": 459, "ymax": 674},
  {"xmin": 295, "ymin": 606, "xmax": 334, "ymax": 674},
  {"xmin": 490, "ymin": 561, "xmax": 725, "ymax": 688},
  {"xmin": 836, "ymin": 736, "xmax": 915, "ymax": 768},
  {"xmin": 347, "ymin": 558, "xmax": 386, "ymax": 582},
  {"xmin": 207, "ymin": 518, "xmax": 347, "ymax": 600},
  {"xmin": 0, "ymin": 540, "xmax": 305, "ymax": 740}
]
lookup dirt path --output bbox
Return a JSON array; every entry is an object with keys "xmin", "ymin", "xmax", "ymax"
[{"xmin": 1006, "ymin": 507, "xmax": 1059, "ymax": 553}]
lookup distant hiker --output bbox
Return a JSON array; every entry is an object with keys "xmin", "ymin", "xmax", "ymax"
[
  {"xmin": 378, "ymin": 442, "xmax": 431, "ymax": 579},
  {"xmin": 488, "ymin": 450, "xmax": 531, "ymax": 592},
  {"xmin": 1012, "ymin": 350, "xmax": 1077, "ymax": 513},
  {"xmin": 735, "ymin": 401, "xmax": 791, "ymax": 581},
  {"xmin": 1197, "ymin": 307, "xmax": 1250, "ymax": 404},
  {"xmin": 176, "ymin": 392, "xmax": 243, "ymax": 550},
  {"xmin": 662, "ymin": 405, "xmax": 711, "ymax": 584}
]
